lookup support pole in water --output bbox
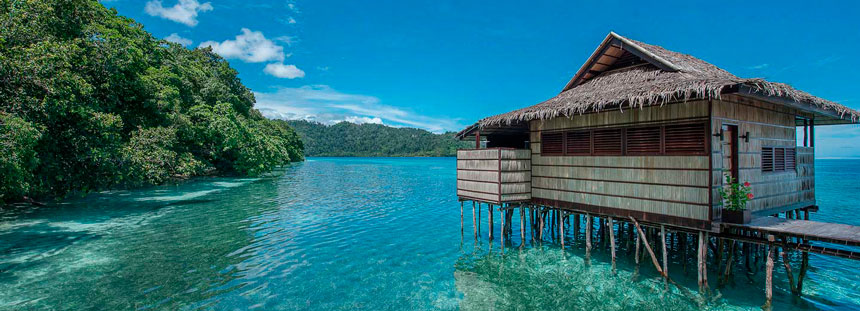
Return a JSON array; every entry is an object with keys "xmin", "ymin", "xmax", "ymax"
[
  {"xmin": 661, "ymin": 225, "xmax": 668, "ymax": 276},
  {"xmin": 488, "ymin": 204, "xmax": 494, "ymax": 241},
  {"xmin": 765, "ymin": 235, "xmax": 775, "ymax": 309},
  {"xmin": 573, "ymin": 213, "xmax": 579, "ymax": 241},
  {"xmin": 782, "ymin": 247, "xmax": 797, "ymax": 294},
  {"xmin": 629, "ymin": 216, "xmax": 666, "ymax": 278},
  {"xmin": 635, "ymin": 226, "xmax": 641, "ymax": 265},
  {"xmin": 472, "ymin": 201, "xmax": 477, "ymax": 241},
  {"xmin": 797, "ymin": 209, "xmax": 810, "ymax": 296},
  {"xmin": 698, "ymin": 231, "xmax": 705, "ymax": 290},
  {"xmin": 460, "ymin": 201, "xmax": 464, "ymax": 235},
  {"xmin": 585, "ymin": 214, "xmax": 592, "ymax": 251},
  {"xmin": 559, "ymin": 210, "xmax": 564, "ymax": 249},
  {"xmin": 609, "ymin": 217, "xmax": 616, "ymax": 263},
  {"xmin": 538, "ymin": 207, "xmax": 545, "ymax": 241},
  {"xmin": 501, "ymin": 206, "xmax": 506, "ymax": 246},
  {"xmin": 520, "ymin": 205, "xmax": 526, "ymax": 243}
]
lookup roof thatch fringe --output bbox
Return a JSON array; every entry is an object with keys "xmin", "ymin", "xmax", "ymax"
[{"xmin": 474, "ymin": 36, "xmax": 860, "ymax": 130}]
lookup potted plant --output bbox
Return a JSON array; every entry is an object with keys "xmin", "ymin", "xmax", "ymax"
[{"xmin": 718, "ymin": 171, "xmax": 753, "ymax": 224}]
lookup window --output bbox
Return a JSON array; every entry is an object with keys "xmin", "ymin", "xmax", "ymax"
[
  {"xmin": 664, "ymin": 123, "xmax": 707, "ymax": 155},
  {"xmin": 565, "ymin": 131, "xmax": 591, "ymax": 155},
  {"xmin": 626, "ymin": 126, "xmax": 661, "ymax": 155},
  {"xmin": 762, "ymin": 147, "xmax": 795, "ymax": 172},
  {"xmin": 541, "ymin": 132, "xmax": 563, "ymax": 155},
  {"xmin": 538, "ymin": 121, "xmax": 708, "ymax": 156},
  {"xmin": 592, "ymin": 128, "xmax": 623, "ymax": 155}
]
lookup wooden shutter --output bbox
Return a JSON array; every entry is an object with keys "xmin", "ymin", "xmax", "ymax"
[
  {"xmin": 785, "ymin": 148, "xmax": 796, "ymax": 170},
  {"xmin": 774, "ymin": 148, "xmax": 786, "ymax": 171},
  {"xmin": 762, "ymin": 147, "xmax": 774, "ymax": 172},
  {"xmin": 625, "ymin": 126, "xmax": 661, "ymax": 155},
  {"xmin": 664, "ymin": 123, "xmax": 707, "ymax": 155},
  {"xmin": 565, "ymin": 131, "xmax": 591, "ymax": 155},
  {"xmin": 541, "ymin": 132, "xmax": 563, "ymax": 155},
  {"xmin": 592, "ymin": 129, "xmax": 623, "ymax": 155}
]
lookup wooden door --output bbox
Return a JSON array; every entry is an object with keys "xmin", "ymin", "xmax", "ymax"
[{"xmin": 721, "ymin": 124, "xmax": 739, "ymax": 181}]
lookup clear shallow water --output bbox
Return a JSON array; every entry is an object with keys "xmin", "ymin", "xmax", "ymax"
[{"xmin": 0, "ymin": 157, "xmax": 858, "ymax": 310}]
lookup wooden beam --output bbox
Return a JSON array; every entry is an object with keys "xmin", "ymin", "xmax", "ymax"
[{"xmin": 630, "ymin": 216, "xmax": 667, "ymax": 278}]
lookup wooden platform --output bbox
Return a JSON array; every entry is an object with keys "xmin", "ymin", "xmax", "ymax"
[
  {"xmin": 721, "ymin": 216, "xmax": 860, "ymax": 260},
  {"xmin": 731, "ymin": 217, "xmax": 860, "ymax": 247}
]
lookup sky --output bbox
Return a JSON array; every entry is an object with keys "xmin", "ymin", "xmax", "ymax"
[{"xmin": 102, "ymin": 0, "xmax": 860, "ymax": 157}]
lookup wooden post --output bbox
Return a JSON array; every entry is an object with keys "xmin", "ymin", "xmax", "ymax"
[
  {"xmin": 698, "ymin": 231, "xmax": 705, "ymax": 290},
  {"xmin": 520, "ymin": 206, "xmax": 525, "ymax": 243},
  {"xmin": 782, "ymin": 249, "xmax": 797, "ymax": 294},
  {"xmin": 629, "ymin": 217, "xmax": 666, "ymax": 278},
  {"xmin": 765, "ymin": 235, "xmax": 775, "ymax": 309},
  {"xmin": 609, "ymin": 217, "xmax": 616, "ymax": 263},
  {"xmin": 585, "ymin": 214, "xmax": 592, "ymax": 251},
  {"xmin": 501, "ymin": 207, "xmax": 506, "ymax": 246},
  {"xmin": 472, "ymin": 201, "xmax": 477, "ymax": 240},
  {"xmin": 702, "ymin": 232, "xmax": 709, "ymax": 290},
  {"xmin": 635, "ymin": 226, "xmax": 641, "ymax": 265},
  {"xmin": 460, "ymin": 201, "xmax": 464, "ymax": 235},
  {"xmin": 797, "ymin": 209, "xmax": 810, "ymax": 296},
  {"xmin": 573, "ymin": 213, "xmax": 580, "ymax": 240},
  {"xmin": 559, "ymin": 210, "xmax": 565, "ymax": 248},
  {"xmin": 488, "ymin": 204, "xmax": 494, "ymax": 241},
  {"xmin": 660, "ymin": 225, "xmax": 668, "ymax": 276},
  {"xmin": 538, "ymin": 208, "xmax": 545, "ymax": 241}
]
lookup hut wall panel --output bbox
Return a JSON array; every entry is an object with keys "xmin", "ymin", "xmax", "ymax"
[
  {"xmin": 457, "ymin": 190, "xmax": 498, "ymax": 202},
  {"xmin": 457, "ymin": 170, "xmax": 499, "ymax": 183},
  {"xmin": 457, "ymin": 180, "xmax": 498, "ymax": 195},
  {"xmin": 529, "ymin": 101, "xmax": 710, "ymax": 221},
  {"xmin": 711, "ymin": 95, "xmax": 812, "ymax": 215},
  {"xmin": 456, "ymin": 148, "xmax": 531, "ymax": 203}
]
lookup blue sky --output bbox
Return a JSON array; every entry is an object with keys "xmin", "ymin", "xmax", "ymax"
[{"xmin": 103, "ymin": 0, "xmax": 860, "ymax": 157}]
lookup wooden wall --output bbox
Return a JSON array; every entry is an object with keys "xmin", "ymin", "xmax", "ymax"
[
  {"xmin": 456, "ymin": 149, "xmax": 531, "ymax": 203},
  {"xmin": 711, "ymin": 95, "xmax": 814, "ymax": 216},
  {"xmin": 530, "ymin": 101, "xmax": 712, "ymax": 225}
]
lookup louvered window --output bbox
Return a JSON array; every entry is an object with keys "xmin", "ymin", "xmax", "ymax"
[
  {"xmin": 762, "ymin": 147, "xmax": 774, "ymax": 172},
  {"xmin": 664, "ymin": 123, "xmax": 707, "ymax": 155},
  {"xmin": 592, "ymin": 129, "xmax": 623, "ymax": 155},
  {"xmin": 541, "ymin": 132, "xmax": 563, "ymax": 155},
  {"xmin": 565, "ymin": 131, "xmax": 591, "ymax": 155},
  {"xmin": 762, "ymin": 147, "xmax": 795, "ymax": 172},
  {"xmin": 625, "ymin": 126, "xmax": 662, "ymax": 155}
]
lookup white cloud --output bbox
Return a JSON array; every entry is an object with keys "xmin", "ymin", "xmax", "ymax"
[
  {"xmin": 339, "ymin": 116, "xmax": 384, "ymax": 125},
  {"xmin": 264, "ymin": 63, "xmax": 305, "ymax": 79},
  {"xmin": 144, "ymin": 0, "xmax": 212, "ymax": 27},
  {"xmin": 254, "ymin": 85, "xmax": 463, "ymax": 133},
  {"xmin": 199, "ymin": 28, "xmax": 284, "ymax": 63},
  {"xmin": 164, "ymin": 33, "xmax": 192, "ymax": 46}
]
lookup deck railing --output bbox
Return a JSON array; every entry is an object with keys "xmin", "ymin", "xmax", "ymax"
[{"xmin": 456, "ymin": 148, "xmax": 531, "ymax": 204}]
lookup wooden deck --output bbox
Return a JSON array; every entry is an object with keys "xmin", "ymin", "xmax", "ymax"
[{"xmin": 723, "ymin": 216, "xmax": 860, "ymax": 260}]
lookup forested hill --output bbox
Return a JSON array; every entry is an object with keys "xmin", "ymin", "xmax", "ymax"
[
  {"xmin": 286, "ymin": 120, "xmax": 469, "ymax": 157},
  {"xmin": 0, "ymin": 0, "xmax": 303, "ymax": 203}
]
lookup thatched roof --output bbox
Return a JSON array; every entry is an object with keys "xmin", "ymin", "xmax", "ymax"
[{"xmin": 459, "ymin": 32, "xmax": 859, "ymax": 138}]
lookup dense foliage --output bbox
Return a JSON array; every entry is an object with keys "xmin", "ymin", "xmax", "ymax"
[
  {"xmin": 0, "ymin": 0, "xmax": 303, "ymax": 202},
  {"xmin": 286, "ymin": 120, "xmax": 469, "ymax": 157}
]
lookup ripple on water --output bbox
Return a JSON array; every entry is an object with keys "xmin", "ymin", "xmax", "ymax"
[{"xmin": 0, "ymin": 158, "xmax": 859, "ymax": 310}]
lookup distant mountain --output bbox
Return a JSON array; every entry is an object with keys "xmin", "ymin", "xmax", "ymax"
[{"xmin": 285, "ymin": 120, "xmax": 469, "ymax": 157}]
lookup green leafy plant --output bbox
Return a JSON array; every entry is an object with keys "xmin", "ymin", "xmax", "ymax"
[{"xmin": 718, "ymin": 171, "xmax": 753, "ymax": 211}]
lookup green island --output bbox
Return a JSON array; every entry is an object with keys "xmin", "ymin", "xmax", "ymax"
[
  {"xmin": 286, "ymin": 120, "xmax": 468, "ymax": 157},
  {"xmin": 0, "ymin": 0, "xmax": 303, "ymax": 203}
]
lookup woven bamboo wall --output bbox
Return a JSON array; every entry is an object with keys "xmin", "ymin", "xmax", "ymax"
[
  {"xmin": 711, "ymin": 95, "xmax": 814, "ymax": 215},
  {"xmin": 530, "ymin": 101, "xmax": 711, "ymax": 221},
  {"xmin": 456, "ymin": 149, "xmax": 531, "ymax": 203}
]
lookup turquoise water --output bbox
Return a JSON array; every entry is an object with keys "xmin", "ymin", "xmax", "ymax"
[{"xmin": 1, "ymin": 157, "xmax": 859, "ymax": 310}]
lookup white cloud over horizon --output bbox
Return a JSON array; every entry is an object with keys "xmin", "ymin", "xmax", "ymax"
[
  {"xmin": 144, "ymin": 0, "xmax": 212, "ymax": 27},
  {"xmin": 254, "ymin": 85, "xmax": 463, "ymax": 133},
  {"xmin": 164, "ymin": 33, "xmax": 192, "ymax": 46}
]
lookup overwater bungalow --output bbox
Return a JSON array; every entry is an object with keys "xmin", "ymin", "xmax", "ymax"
[{"xmin": 455, "ymin": 32, "xmax": 860, "ymax": 303}]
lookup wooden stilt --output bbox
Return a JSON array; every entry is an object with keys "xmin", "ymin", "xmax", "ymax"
[
  {"xmin": 472, "ymin": 201, "xmax": 477, "ymax": 240},
  {"xmin": 559, "ymin": 210, "xmax": 565, "ymax": 248},
  {"xmin": 698, "ymin": 231, "xmax": 705, "ymax": 290},
  {"xmin": 797, "ymin": 209, "xmax": 810, "ymax": 296},
  {"xmin": 460, "ymin": 201, "xmax": 464, "ymax": 235},
  {"xmin": 501, "ymin": 207, "xmax": 506, "ymax": 246},
  {"xmin": 723, "ymin": 240, "xmax": 735, "ymax": 285},
  {"xmin": 609, "ymin": 217, "xmax": 616, "ymax": 263},
  {"xmin": 765, "ymin": 235, "xmax": 775, "ymax": 309},
  {"xmin": 488, "ymin": 204, "xmax": 493, "ymax": 241},
  {"xmin": 782, "ymin": 249, "xmax": 797, "ymax": 294},
  {"xmin": 660, "ymin": 225, "xmax": 668, "ymax": 276},
  {"xmin": 635, "ymin": 227, "xmax": 641, "ymax": 265},
  {"xmin": 702, "ymin": 232, "xmax": 709, "ymax": 290},
  {"xmin": 520, "ymin": 206, "xmax": 525, "ymax": 243},
  {"xmin": 573, "ymin": 213, "xmax": 580, "ymax": 240},
  {"xmin": 629, "ymin": 217, "xmax": 666, "ymax": 278},
  {"xmin": 538, "ymin": 208, "xmax": 545, "ymax": 241},
  {"xmin": 585, "ymin": 214, "xmax": 592, "ymax": 251}
]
